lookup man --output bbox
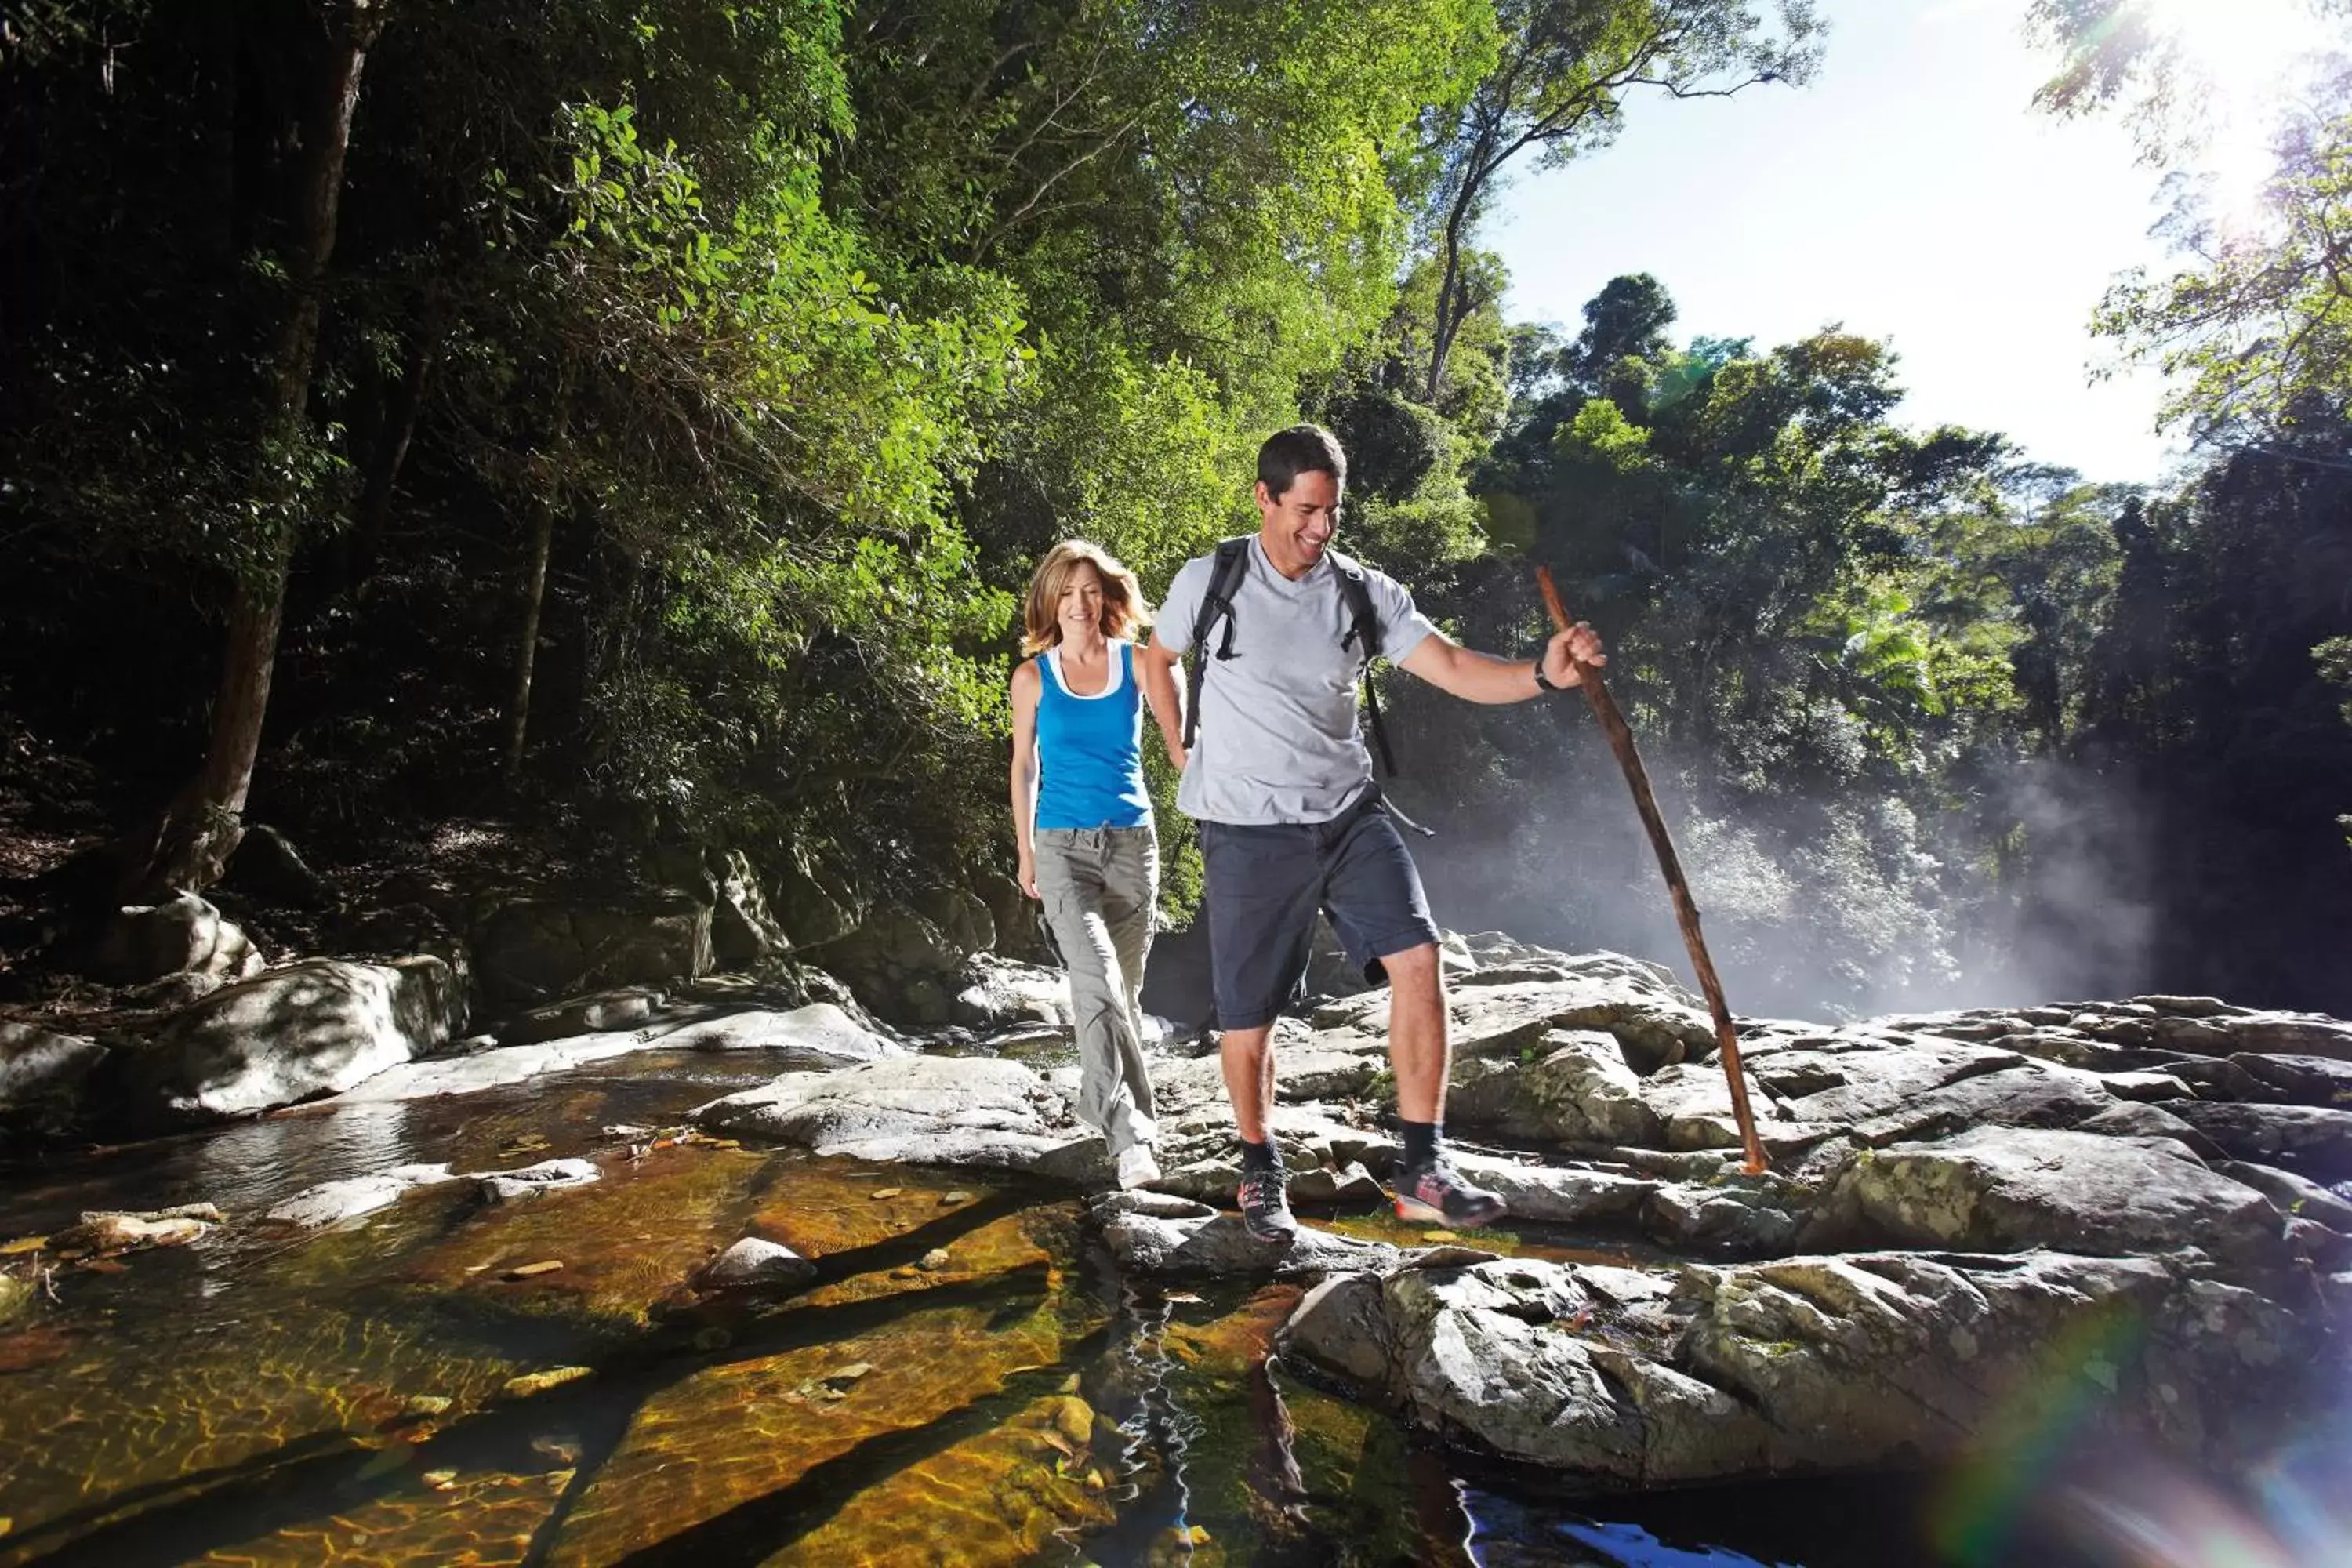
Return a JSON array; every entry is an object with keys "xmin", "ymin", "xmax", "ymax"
[{"xmin": 1138, "ymin": 424, "xmax": 1606, "ymax": 1243}]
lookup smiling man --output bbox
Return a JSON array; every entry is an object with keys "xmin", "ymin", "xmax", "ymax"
[{"xmin": 1138, "ymin": 424, "xmax": 1606, "ymax": 1244}]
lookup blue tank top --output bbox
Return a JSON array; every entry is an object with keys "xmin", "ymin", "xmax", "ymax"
[{"xmin": 1034, "ymin": 640, "xmax": 1151, "ymax": 830}]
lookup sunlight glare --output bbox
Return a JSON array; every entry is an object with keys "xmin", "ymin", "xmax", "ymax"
[{"xmin": 2136, "ymin": 0, "xmax": 2338, "ymax": 227}]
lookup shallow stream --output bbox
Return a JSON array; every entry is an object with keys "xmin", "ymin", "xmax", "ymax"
[{"xmin": 0, "ymin": 1050, "xmax": 2089, "ymax": 1566}]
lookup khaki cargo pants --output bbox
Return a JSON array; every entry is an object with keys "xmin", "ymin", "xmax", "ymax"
[{"xmin": 1033, "ymin": 825, "xmax": 1158, "ymax": 1155}]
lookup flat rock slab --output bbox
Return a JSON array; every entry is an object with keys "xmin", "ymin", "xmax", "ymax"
[
  {"xmin": 328, "ymin": 1029, "xmax": 661, "ymax": 1104},
  {"xmin": 263, "ymin": 1163, "xmax": 458, "ymax": 1227},
  {"xmin": 691, "ymin": 1055, "xmax": 1109, "ymax": 1184},
  {"xmin": 1816, "ymin": 1126, "xmax": 2285, "ymax": 1265},
  {"xmin": 649, "ymin": 1004, "xmax": 901, "ymax": 1066},
  {"xmin": 477, "ymin": 1157, "xmax": 601, "ymax": 1203},
  {"xmin": 1094, "ymin": 1196, "xmax": 1406, "ymax": 1280},
  {"xmin": 2159, "ymin": 1101, "xmax": 2352, "ymax": 1181}
]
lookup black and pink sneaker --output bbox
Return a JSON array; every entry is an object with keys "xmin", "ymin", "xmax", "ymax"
[
  {"xmin": 1392, "ymin": 1160, "xmax": 1507, "ymax": 1229},
  {"xmin": 1236, "ymin": 1168, "xmax": 1298, "ymax": 1246}
]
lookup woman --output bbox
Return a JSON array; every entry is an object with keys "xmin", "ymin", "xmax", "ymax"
[{"xmin": 1010, "ymin": 539, "xmax": 1161, "ymax": 1189}]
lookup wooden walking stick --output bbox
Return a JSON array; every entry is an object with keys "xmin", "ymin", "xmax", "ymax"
[{"xmin": 1537, "ymin": 568, "xmax": 1769, "ymax": 1175}]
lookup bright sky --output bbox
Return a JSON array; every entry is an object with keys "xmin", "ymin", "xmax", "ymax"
[{"xmin": 1489, "ymin": 0, "xmax": 2193, "ymax": 485}]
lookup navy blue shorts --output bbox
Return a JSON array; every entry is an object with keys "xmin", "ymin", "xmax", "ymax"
[{"xmin": 1199, "ymin": 789, "xmax": 1439, "ymax": 1030}]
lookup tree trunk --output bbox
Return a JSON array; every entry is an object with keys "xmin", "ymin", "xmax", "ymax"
[
  {"xmin": 134, "ymin": 2, "xmax": 385, "ymax": 899},
  {"xmin": 505, "ymin": 494, "xmax": 555, "ymax": 780},
  {"xmin": 349, "ymin": 299, "xmax": 439, "ymax": 591}
]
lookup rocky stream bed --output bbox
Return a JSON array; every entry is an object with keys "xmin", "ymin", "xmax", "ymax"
[{"xmin": 2, "ymin": 915, "xmax": 2349, "ymax": 1564}]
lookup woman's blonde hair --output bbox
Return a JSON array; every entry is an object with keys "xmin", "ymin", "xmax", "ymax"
[{"xmin": 1021, "ymin": 539, "xmax": 1151, "ymax": 655}]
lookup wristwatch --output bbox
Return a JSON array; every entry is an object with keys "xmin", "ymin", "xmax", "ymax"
[{"xmin": 1533, "ymin": 659, "xmax": 1566, "ymax": 693}]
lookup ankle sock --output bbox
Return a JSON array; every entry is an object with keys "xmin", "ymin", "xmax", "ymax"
[
  {"xmin": 1240, "ymin": 1137, "xmax": 1279, "ymax": 1174},
  {"xmin": 1400, "ymin": 1118, "xmax": 1442, "ymax": 1170}
]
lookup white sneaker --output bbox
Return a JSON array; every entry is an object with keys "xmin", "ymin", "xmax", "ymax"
[{"xmin": 1115, "ymin": 1144, "xmax": 1163, "ymax": 1190}]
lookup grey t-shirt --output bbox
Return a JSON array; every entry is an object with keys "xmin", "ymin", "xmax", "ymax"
[{"xmin": 1158, "ymin": 537, "xmax": 1437, "ymax": 824}]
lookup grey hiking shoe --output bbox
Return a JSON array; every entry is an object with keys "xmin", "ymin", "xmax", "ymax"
[
  {"xmin": 1392, "ymin": 1159, "xmax": 1507, "ymax": 1229},
  {"xmin": 1236, "ymin": 1167, "xmax": 1298, "ymax": 1245}
]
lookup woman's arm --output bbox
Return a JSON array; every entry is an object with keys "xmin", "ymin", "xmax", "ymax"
[
  {"xmin": 1138, "ymin": 633, "xmax": 1189, "ymax": 770},
  {"xmin": 1009, "ymin": 659, "xmax": 1044, "ymax": 897}
]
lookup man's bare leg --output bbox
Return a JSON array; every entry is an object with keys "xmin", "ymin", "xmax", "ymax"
[
  {"xmin": 1381, "ymin": 942, "xmax": 1447, "ymax": 1123},
  {"xmin": 1219, "ymin": 1023, "xmax": 1278, "ymax": 1143},
  {"xmin": 1221, "ymin": 1022, "xmax": 1296, "ymax": 1242},
  {"xmin": 1381, "ymin": 941, "xmax": 1506, "ymax": 1225}
]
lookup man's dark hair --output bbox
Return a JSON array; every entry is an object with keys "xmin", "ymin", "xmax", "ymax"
[{"xmin": 1258, "ymin": 423, "xmax": 1347, "ymax": 502}]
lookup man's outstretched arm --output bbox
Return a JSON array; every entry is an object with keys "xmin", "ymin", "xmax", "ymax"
[
  {"xmin": 1138, "ymin": 633, "xmax": 1190, "ymax": 768},
  {"xmin": 1398, "ymin": 622, "xmax": 1606, "ymax": 705}
]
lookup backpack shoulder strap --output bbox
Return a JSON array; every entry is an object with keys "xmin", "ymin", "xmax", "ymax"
[
  {"xmin": 1325, "ymin": 549, "xmax": 1397, "ymax": 778},
  {"xmin": 1182, "ymin": 537, "xmax": 1253, "ymax": 751}
]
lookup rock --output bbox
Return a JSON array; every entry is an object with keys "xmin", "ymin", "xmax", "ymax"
[
  {"xmin": 1312, "ymin": 971, "xmax": 1711, "ymax": 1078},
  {"xmin": 950, "ymin": 955, "xmax": 1073, "ymax": 1029},
  {"xmin": 915, "ymin": 885, "xmax": 995, "ymax": 959},
  {"xmin": 0, "ymin": 1271, "xmax": 31, "ymax": 1326},
  {"xmin": 92, "ymin": 892, "xmax": 263, "ymax": 985},
  {"xmin": 1815, "ymin": 1126, "xmax": 2283, "ymax": 1266},
  {"xmin": 1840, "ymin": 1064, "xmax": 2121, "ymax": 1147},
  {"xmin": 652, "ymin": 1004, "xmax": 901, "ymax": 1067},
  {"xmin": 1281, "ymin": 1245, "xmax": 2321, "ymax": 1489},
  {"xmin": 1287, "ymin": 1162, "xmax": 1386, "ymax": 1205},
  {"xmin": 1635, "ymin": 1062, "xmax": 1823, "ymax": 1153},
  {"xmin": 502, "ymin": 987, "xmax": 667, "ymax": 1046},
  {"xmin": 811, "ymin": 902, "xmax": 989, "ymax": 1025},
  {"xmin": 0, "ymin": 1021, "xmax": 107, "ymax": 1112},
  {"xmin": 469, "ymin": 891, "xmax": 712, "ymax": 1011},
  {"xmin": 1445, "ymin": 1029, "xmax": 1662, "ymax": 1147},
  {"xmin": 2159, "ymin": 1101, "xmax": 2352, "ymax": 1180},
  {"xmin": 1642, "ymin": 1181, "xmax": 1802, "ymax": 1259},
  {"xmin": 692, "ymin": 1055, "xmax": 1105, "ymax": 1182},
  {"xmin": 771, "ymin": 844, "xmax": 861, "ymax": 950},
  {"xmin": 918, "ymin": 1247, "xmax": 952, "ymax": 1271},
  {"xmin": 1096, "ymin": 1203, "xmax": 1403, "ymax": 1279},
  {"xmin": 699, "ymin": 1236, "xmax": 818, "ymax": 1291},
  {"xmin": 120, "ymin": 956, "xmax": 466, "ymax": 1126},
  {"xmin": 56, "ymin": 1208, "xmax": 216, "ymax": 1252},
  {"xmin": 2074, "ymin": 1101, "xmax": 2227, "ymax": 1161},
  {"xmin": 500, "ymin": 1366, "xmax": 592, "ymax": 1400},
  {"xmin": 474, "ymin": 1157, "xmax": 601, "ymax": 1203},
  {"xmin": 263, "ymin": 1164, "xmax": 456, "ymax": 1227},
  {"xmin": 2218, "ymin": 1013, "xmax": 2352, "ymax": 1062},
  {"xmin": 2215, "ymin": 1160, "xmax": 2352, "ymax": 1232},
  {"xmin": 711, "ymin": 850, "xmax": 789, "ymax": 968},
  {"xmin": 221, "ymin": 824, "xmax": 328, "ymax": 907},
  {"xmin": 2228, "ymin": 1053, "xmax": 2352, "ymax": 1108},
  {"xmin": 1444, "ymin": 1155, "xmax": 1659, "ymax": 1226}
]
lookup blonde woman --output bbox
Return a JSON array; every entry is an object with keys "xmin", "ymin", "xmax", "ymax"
[{"xmin": 1010, "ymin": 540, "xmax": 1161, "ymax": 1189}]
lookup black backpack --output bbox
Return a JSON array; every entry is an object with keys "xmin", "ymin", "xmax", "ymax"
[{"xmin": 1181, "ymin": 535, "xmax": 1397, "ymax": 775}]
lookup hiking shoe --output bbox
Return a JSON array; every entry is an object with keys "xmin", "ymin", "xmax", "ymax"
[
  {"xmin": 1116, "ymin": 1144, "xmax": 1163, "ymax": 1191},
  {"xmin": 1392, "ymin": 1160, "xmax": 1508, "ymax": 1229},
  {"xmin": 1236, "ymin": 1167, "xmax": 1298, "ymax": 1245}
]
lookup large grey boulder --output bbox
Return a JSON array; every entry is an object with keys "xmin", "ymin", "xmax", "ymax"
[
  {"xmin": 691, "ymin": 1054, "xmax": 1105, "ymax": 1181},
  {"xmin": 711, "ymin": 849, "xmax": 789, "ymax": 967},
  {"xmin": 1446, "ymin": 1029, "xmax": 1662, "ymax": 1147},
  {"xmin": 950, "ymin": 955, "xmax": 1073, "ymax": 1029},
  {"xmin": 469, "ymin": 891, "xmax": 713, "ymax": 1009},
  {"xmin": 1278, "ymin": 1246, "xmax": 2321, "ymax": 1486},
  {"xmin": 1310, "ymin": 967, "xmax": 1712, "ymax": 1076},
  {"xmin": 119, "ymin": 955, "xmax": 466, "ymax": 1125},
  {"xmin": 2158, "ymin": 1101, "xmax": 2352, "ymax": 1181},
  {"xmin": 92, "ymin": 892, "xmax": 263, "ymax": 987},
  {"xmin": 652, "ymin": 1004, "xmax": 901, "ymax": 1068},
  {"xmin": 1813, "ymin": 1126, "xmax": 2285, "ymax": 1266},
  {"xmin": 0, "ymin": 1020, "xmax": 107, "ymax": 1112}
]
